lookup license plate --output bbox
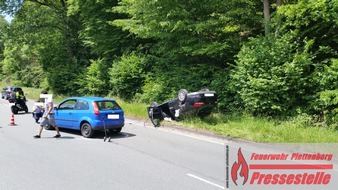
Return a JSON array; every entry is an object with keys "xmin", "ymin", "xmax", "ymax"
[
  {"xmin": 204, "ymin": 93, "xmax": 214, "ymax": 97},
  {"xmin": 108, "ymin": 114, "xmax": 119, "ymax": 119}
]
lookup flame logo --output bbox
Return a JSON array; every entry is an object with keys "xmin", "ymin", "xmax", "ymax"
[{"xmin": 231, "ymin": 148, "xmax": 249, "ymax": 186}]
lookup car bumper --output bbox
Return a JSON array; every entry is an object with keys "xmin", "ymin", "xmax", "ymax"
[{"xmin": 91, "ymin": 120, "xmax": 125, "ymax": 131}]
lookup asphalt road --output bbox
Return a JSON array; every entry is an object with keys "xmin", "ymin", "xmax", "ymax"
[{"xmin": 0, "ymin": 98, "xmax": 227, "ymax": 190}]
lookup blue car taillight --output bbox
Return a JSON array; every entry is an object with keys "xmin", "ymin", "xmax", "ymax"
[{"xmin": 92, "ymin": 102, "xmax": 100, "ymax": 115}]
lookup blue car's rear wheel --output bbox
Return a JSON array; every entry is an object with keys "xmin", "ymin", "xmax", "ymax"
[{"xmin": 81, "ymin": 122, "xmax": 94, "ymax": 138}]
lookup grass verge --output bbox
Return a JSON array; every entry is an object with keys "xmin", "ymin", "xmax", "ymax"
[
  {"xmin": 116, "ymin": 98, "xmax": 338, "ymax": 143},
  {"xmin": 2, "ymin": 82, "xmax": 336, "ymax": 143}
]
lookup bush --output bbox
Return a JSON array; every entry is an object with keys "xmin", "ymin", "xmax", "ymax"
[
  {"xmin": 232, "ymin": 34, "xmax": 317, "ymax": 116},
  {"xmin": 109, "ymin": 53, "xmax": 147, "ymax": 100},
  {"xmin": 77, "ymin": 59, "xmax": 111, "ymax": 96}
]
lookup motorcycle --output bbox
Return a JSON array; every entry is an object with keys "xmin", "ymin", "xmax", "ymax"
[{"xmin": 8, "ymin": 97, "xmax": 28, "ymax": 114}]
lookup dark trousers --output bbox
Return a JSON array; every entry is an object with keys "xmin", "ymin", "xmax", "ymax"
[{"xmin": 33, "ymin": 112, "xmax": 43, "ymax": 122}]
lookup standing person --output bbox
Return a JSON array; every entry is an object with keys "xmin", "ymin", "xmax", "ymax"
[{"xmin": 34, "ymin": 96, "xmax": 61, "ymax": 138}]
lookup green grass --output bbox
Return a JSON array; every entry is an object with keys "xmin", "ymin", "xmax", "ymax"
[
  {"xmin": 114, "ymin": 97, "xmax": 149, "ymax": 119},
  {"xmin": 182, "ymin": 114, "xmax": 338, "ymax": 143},
  {"xmin": 21, "ymin": 87, "xmax": 65, "ymax": 103},
  {"xmin": 2, "ymin": 81, "xmax": 337, "ymax": 143},
  {"xmin": 115, "ymin": 98, "xmax": 338, "ymax": 143}
]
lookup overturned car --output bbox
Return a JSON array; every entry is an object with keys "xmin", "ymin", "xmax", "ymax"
[{"xmin": 148, "ymin": 89, "xmax": 217, "ymax": 127}]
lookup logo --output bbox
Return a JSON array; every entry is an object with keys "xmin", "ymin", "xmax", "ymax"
[
  {"xmin": 225, "ymin": 144, "xmax": 337, "ymax": 190},
  {"xmin": 231, "ymin": 148, "xmax": 249, "ymax": 186}
]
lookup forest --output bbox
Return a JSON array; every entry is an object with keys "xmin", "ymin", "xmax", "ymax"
[{"xmin": 0, "ymin": 0, "xmax": 338, "ymax": 126}]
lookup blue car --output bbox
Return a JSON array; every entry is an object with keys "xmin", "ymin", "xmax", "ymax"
[{"xmin": 48, "ymin": 97, "xmax": 124, "ymax": 138}]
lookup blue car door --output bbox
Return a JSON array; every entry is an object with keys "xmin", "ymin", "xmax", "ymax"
[
  {"xmin": 71, "ymin": 100, "xmax": 90, "ymax": 129},
  {"xmin": 54, "ymin": 99, "xmax": 77, "ymax": 129}
]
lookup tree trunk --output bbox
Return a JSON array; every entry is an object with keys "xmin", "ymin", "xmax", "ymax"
[
  {"xmin": 275, "ymin": 0, "xmax": 283, "ymax": 37},
  {"xmin": 263, "ymin": 0, "xmax": 270, "ymax": 36},
  {"xmin": 276, "ymin": 0, "xmax": 282, "ymax": 9}
]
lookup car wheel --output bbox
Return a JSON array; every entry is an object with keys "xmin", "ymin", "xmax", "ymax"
[
  {"xmin": 109, "ymin": 127, "xmax": 122, "ymax": 135},
  {"xmin": 148, "ymin": 102, "xmax": 162, "ymax": 127},
  {"xmin": 178, "ymin": 89, "xmax": 188, "ymax": 104},
  {"xmin": 44, "ymin": 123, "xmax": 54, "ymax": 130},
  {"xmin": 81, "ymin": 122, "xmax": 94, "ymax": 138}
]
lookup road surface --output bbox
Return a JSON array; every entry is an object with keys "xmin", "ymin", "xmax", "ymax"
[{"xmin": 0, "ymin": 98, "xmax": 227, "ymax": 190}]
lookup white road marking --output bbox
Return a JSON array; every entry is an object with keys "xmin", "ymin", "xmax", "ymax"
[{"xmin": 187, "ymin": 173, "xmax": 224, "ymax": 189}]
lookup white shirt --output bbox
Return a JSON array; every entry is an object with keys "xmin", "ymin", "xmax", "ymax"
[{"xmin": 45, "ymin": 98, "xmax": 54, "ymax": 114}]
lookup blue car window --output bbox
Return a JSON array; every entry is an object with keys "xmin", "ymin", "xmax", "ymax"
[
  {"xmin": 58, "ymin": 99, "xmax": 77, "ymax": 110},
  {"xmin": 96, "ymin": 101, "xmax": 121, "ymax": 110},
  {"xmin": 74, "ymin": 100, "xmax": 89, "ymax": 110}
]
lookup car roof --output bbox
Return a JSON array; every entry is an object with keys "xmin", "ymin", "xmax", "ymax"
[{"xmin": 66, "ymin": 96, "xmax": 116, "ymax": 101}]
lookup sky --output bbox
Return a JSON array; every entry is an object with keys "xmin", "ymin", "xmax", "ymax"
[{"xmin": 4, "ymin": 14, "xmax": 13, "ymax": 23}]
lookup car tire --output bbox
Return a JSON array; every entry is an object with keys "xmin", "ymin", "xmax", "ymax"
[
  {"xmin": 81, "ymin": 122, "xmax": 94, "ymax": 138},
  {"xmin": 178, "ymin": 89, "xmax": 188, "ymax": 104},
  {"xmin": 148, "ymin": 102, "xmax": 162, "ymax": 127},
  {"xmin": 44, "ymin": 123, "xmax": 54, "ymax": 130},
  {"xmin": 109, "ymin": 127, "xmax": 122, "ymax": 135}
]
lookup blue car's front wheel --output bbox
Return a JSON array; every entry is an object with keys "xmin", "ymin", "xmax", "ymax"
[{"xmin": 81, "ymin": 122, "xmax": 94, "ymax": 138}]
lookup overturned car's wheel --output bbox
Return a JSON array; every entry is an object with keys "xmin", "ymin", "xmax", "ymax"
[
  {"xmin": 178, "ymin": 89, "xmax": 188, "ymax": 104},
  {"xmin": 148, "ymin": 102, "xmax": 162, "ymax": 127}
]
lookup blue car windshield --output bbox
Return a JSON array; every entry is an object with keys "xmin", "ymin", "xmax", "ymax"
[{"xmin": 96, "ymin": 101, "xmax": 121, "ymax": 110}]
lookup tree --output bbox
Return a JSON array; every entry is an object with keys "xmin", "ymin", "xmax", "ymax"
[
  {"xmin": 113, "ymin": 0, "xmax": 263, "ymax": 65},
  {"xmin": 67, "ymin": 0, "xmax": 134, "ymax": 60},
  {"xmin": 1, "ymin": 0, "xmax": 89, "ymax": 93}
]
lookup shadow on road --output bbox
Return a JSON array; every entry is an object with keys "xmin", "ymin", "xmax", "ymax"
[{"xmin": 51, "ymin": 128, "xmax": 136, "ymax": 140}]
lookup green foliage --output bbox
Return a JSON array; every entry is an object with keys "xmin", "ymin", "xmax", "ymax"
[
  {"xmin": 113, "ymin": 0, "xmax": 263, "ymax": 64},
  {"xmin": 317, "ymin": 59, "xmax": 338, "ymax": 126},
  {"xmin": 135, "ymin": 74, "xmax": 167, "ymax": 103},
  {"xmin": 77, "ymin": 59, "xmax": 110, "ymax": 96},
  {"xmin": 1, "ymin": 0, "xmax": 338, "ymax": 128},
  {"xmin": 109, "ymin": 53, "xmax": 147, "ymax": 100},
  {"xmin": 210, "ymin": 68, "xmax": 241, "ymax": 113},
  {"xmin": 277, "ymin": 0, "xmax": 338, "ymax": 61},
  {"xmin": 68, "ymin": 0, "xmax": 133, "ymax": 59},
  {"xmin": 1, "ymin": 0, "xmax": 89, "ymax": 94},
  {"xmin": 46, "ymin": 63, "xmax": 81, "ymax": 95},
  {"xmin": 137, "ymin": 58, "xmax": 218, "ymax": 104},
  {"xmin": 2, "ymin": 43, "xmax": 44, "ymax": 87},
  {"xmin": 233, "ymin": 33, "xmax": 316, "ymax": 116}
]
